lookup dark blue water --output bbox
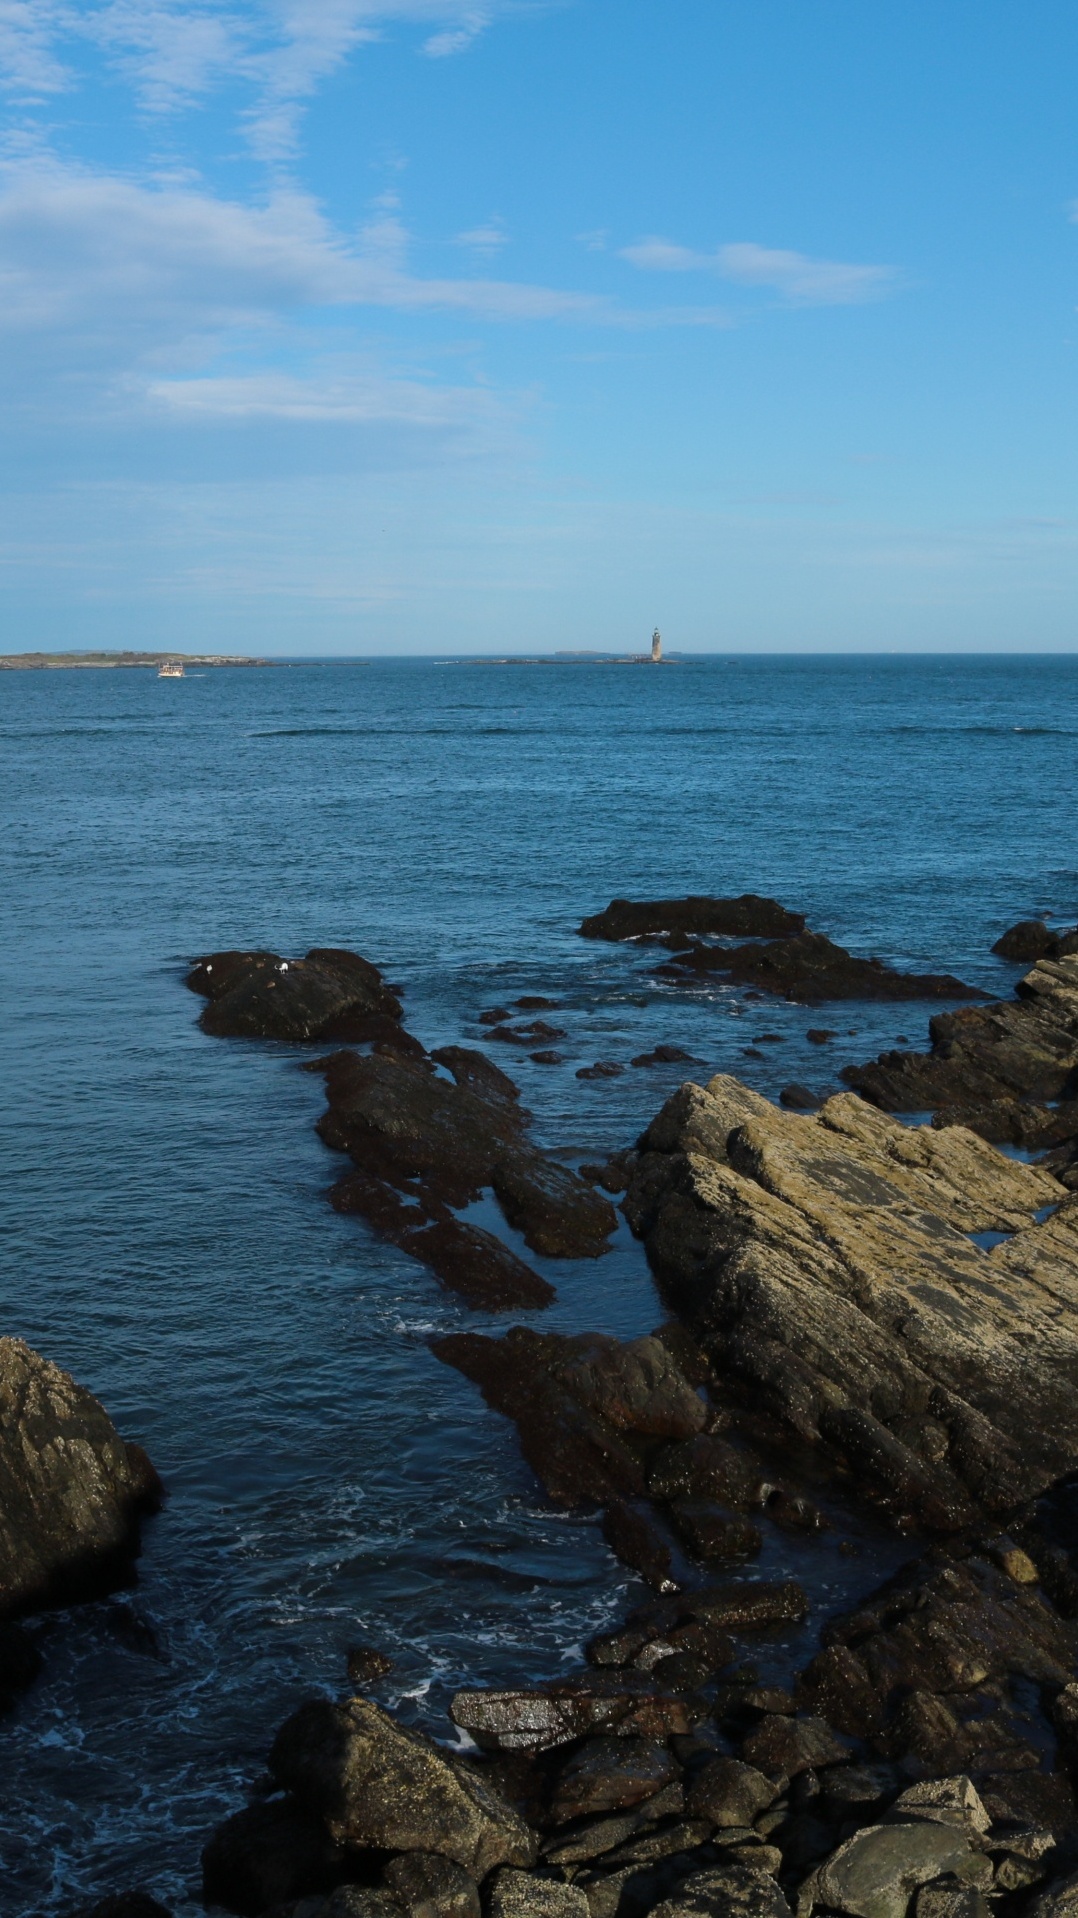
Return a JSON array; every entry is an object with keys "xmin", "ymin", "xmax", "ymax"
[{"xmin": 2, "ymin": 655, "xmax": 1077, "ymax": 1916}]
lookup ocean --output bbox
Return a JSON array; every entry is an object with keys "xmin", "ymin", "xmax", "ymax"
[{"xmin": 2, "ymin": 653, "xmax": 1077, "ymax": 1914}]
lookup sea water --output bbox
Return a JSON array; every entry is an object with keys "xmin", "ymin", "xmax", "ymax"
[{"xmin": 2, "ymin": 653, "xmax": 1077, "ymax": 1914}]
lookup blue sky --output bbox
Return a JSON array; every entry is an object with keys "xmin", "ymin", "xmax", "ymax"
[{"xmin": 1, "ymin": 1, "xmax": 1077, "ymax": 653}]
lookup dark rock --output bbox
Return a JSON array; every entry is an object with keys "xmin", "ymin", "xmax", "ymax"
[
  {"xmin": 632, "ymin": 1048, "xmax": 698, "ymax": 1069},
  {"xmin": 201, "ymin": 1796, "xmax": 348, "ymax": 1916},
  {"xmin": 331, "ymin": 1173, "xmax": 554, "ymax": 1310},
  {"xmin": 381, "ymin": 1851, "xmax": 480, "ymax": 1918},
  {"xmin": 433, "ymin": 1329, "xmax": 706, "ymax": 1506},
  {"xmin": 68, "ymin": 1898, "xmax": 172, "ymax": 1918},
  {"xmin": 994, "ymin": 923, "xmax": 1078, "ymax": 962},
  {"xmin": 530, "ymin": 1051, "xmax": 564, "ymax": 1066},
  {"xmin": 742, "ymin": 1715, "xmax": 851, "ymax": 1777},
  {"xmin": 448, "ymin": 1683, "xmax": 697, "ymax": 1753},
  {"xmin": 796, "ymin": 1646, "xmax": 886, "ymax": 1738},
  {"xmin": 931, "ymin": 1101, "xmax": 1078, "ymax": 1149},
  {"xmin": 595, "ymin": 1818, "xmax": 713, "ymax": 1868},
  {"xmin": 0, "ymin": 1337, "xmax": 161, "ymax": 1618},
  {"xmin": 779, "ymin": 1084, "xmax": 821, "ymax": 1111},
  {"xmin": 601, "ymin": 1501, "xmax": 678, "ymax": 1591},
  {"xmin": 1028, "ymin": 1869, "xmax": 1078, "ymax": 1918},
  {"xmin": 674, "ymin": 1580, "xmax": 808, "ymax": 1632},
  {"xmin": 0, "ymin": 1618, "xmax": 43, "ymax": 1708},
  {"xmin": 686, "ymin": 1757, "xmax": 777, "ymax": 1827},
  {"xmin": 577, "ymin": 1063, "xmax": 626, "ymax": 1081},
  {"xmin": 548, "ymin": 1736, "xmax": 681, "ymax": 1823},
  {"xmin": 541, "ymin": 1783, "xmax": 686, "ymax": 1864},
  {"xmin": 843, "ymin": 954, "xmax": 1078, "ymax": 1115},
  {"xmin": 430, "ymin": 1048, "xmax": 521, "ymax": 1107},
  {"xmin": 915, "ymin": 1887, "xmax": 992, "ymax": 1918},
  {"xmin": 479, "ymin": 1009, "xmax": 512, "ymax": 1026},
  {"xmin": 347, "ymin": 1646, "xmax": 394, "ymax": 1684},
  {"xmin": 658, "ymin": 932, "xmax": 982, "ymax": 1005},
  {"xmin": 807, "ymin": 1030, "xmax": 836, "ymax": 1045},
  {"xmin": 490, "ymin": 1154, "xmax": 616, "ymax": 1259},
  {"xmin": 888, "ymin": 1776, "xmax": 988, "ymax": 1835},
  {"xmin": 269, "ymin": 1696, "xmax": 537, "ymax": 1873},
  {"xmin": 322, "ymin": 1893, "xmax": 404, "ymax": 1918},
  {"xmin": 579, "ymin": 898, "xmax": 805, "ymax": 944},
  {"xmin": 487, "ymin": 1870, "xmax": 589, "ymax": 1918},
  {"xmin": 489, "ymin": 1022, "xmax": 566, "ymax": 1046},
  {"xmin": 189, "ymin": 948, "xmax": 403, "ymax": 1041},
  {"xmin": 515, "ymin": 998, "xmax": 563, "ymax": 1011},
  {"xmin": 818, "ymin": 1764, "xmax": 900, "ymax": 1822},
  {"xmin": 669, "ymin": 1502, "xmax": 762, "ymax": 1563},
  {"xmin": 648, "ymin": 1434, "xmax": 772, "ymax": 1512},
  {"xmin": 320, "ymin": 1049, "xmax": 613, "ymax": 1259}
]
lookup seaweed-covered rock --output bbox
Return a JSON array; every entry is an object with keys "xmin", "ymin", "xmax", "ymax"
[
  {"xmin": 269, "ymin": 1697, "xmax": 537, "ymax": 1874},
  {"xmin": 624, "ymin": 1073, "xmax": 1078, "ymax": 1525},
  {"xmin": 0, "ymin": 1338, "xmax": 160, "ymax": 1618},
  {"xmin": 579, "ymin": 898, "xmax": 804, "ymax": 943}
]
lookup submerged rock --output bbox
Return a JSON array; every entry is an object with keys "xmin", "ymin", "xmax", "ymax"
[
  {"xmin": 579, "ymin": 897, "xmax": 805, "ymax": 943},
  {"xmin": 993, "ymin": 921, "xmax": 1078, "ymax": 962},
  {"xmin": 188, "ymin": 947, "xmax": 404, "ymax": 1041},
  {"xmin": 269, "ymin": 1695, "xmax": 538, "ymax": 1874},
  {"xmin": 330, "ymin": 1173, "xmax": 555, "ymax": 1311},
  {"xmin": 623, "ymin": 1073, "xmax": 1078, "ymax": 1525},
  {"xmin": 0, "ymin": 1337, "xmax": 160, "ymax": 1618}
]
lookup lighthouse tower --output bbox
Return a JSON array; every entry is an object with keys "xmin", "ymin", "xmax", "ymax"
[{"xmin": 651, "ymin": 628, "xmax": 662, "ymax": 663}]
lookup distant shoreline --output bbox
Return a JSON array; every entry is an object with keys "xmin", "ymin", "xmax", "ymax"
[{"xmin": 0, "ymin": 651, "xmax": 271, "ymax": 670}]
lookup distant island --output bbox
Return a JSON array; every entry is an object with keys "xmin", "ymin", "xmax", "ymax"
[{"xmin": 0, "ymin": 651, "xmax": 270, "ymax": 670}]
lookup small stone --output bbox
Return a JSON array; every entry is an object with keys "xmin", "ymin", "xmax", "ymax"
[
  {"xmin": 779, "ymin": 1084, "xmax": 821, "ymax": 1111},
  {"xmin": 990, "ymin": 1543, "xmax": 1039, "ymax": 1585},
  {"xmin": 807, "ymin": 1030, "xmax": 836, "ymax": 1045},
  {"xmin": 530, "ymin": 1050, "xmax": 563, "ymax": 1065},
  {"xmin": 576, "ymin": 1063, "xmax": 625, "ymax": 1081},
  {"xmin": 650, "ymin": 1862, "xmax": 792, "ymax": 1918},
  {"xmin": 995, "ymin": 1855, "xmax": 1050, "ymax": 1892}
]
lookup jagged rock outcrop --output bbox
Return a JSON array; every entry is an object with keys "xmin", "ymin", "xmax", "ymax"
[
  {"xmin": 843, "ymin": 956, "xmax": 1078, "ymax": 1148},
  {"xmin": 0, "ymin": 1337, "xmax": 161, "ymax": 1617},
  {"xmin": 622, "ymin": 1074, "xmax": 1078, "ymax": 1528}
]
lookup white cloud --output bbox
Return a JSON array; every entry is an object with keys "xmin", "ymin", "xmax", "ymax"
[
  {"xmin": 0, "ymin": 0, "xmax": 71, "ymax": 96},
  {"xmin": 146, "ymin": 366, "xmax": 503, "ymax": 428},
  {"xmin": 455, "ymin": 216, "xmax": 507, "ymax": 254},
  {"xmin": 621, "ymin": 235, "xmax": 896, "ymax": 306}
]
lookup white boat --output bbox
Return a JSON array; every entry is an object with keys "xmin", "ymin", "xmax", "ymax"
[{"xmin": 157, "ymin": 660, "xmax": 184, "ymax": 678}]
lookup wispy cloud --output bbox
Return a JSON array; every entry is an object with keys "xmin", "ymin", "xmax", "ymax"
[
  {"xmin": 621, "ymin": 236, "xmax": 897, "ymax": 306},
  {"xmin": 0, "ymin": 1, "xmax": 521, "ymax": 159},
  {"xmin": 455, "ymin": 216, "xmax": 507, "ymax": 255}
]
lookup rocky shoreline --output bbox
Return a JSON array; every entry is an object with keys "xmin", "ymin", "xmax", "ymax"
[{"xmin": 8, "ymin": 898, "xmax": 1078, "ymax": 1918}]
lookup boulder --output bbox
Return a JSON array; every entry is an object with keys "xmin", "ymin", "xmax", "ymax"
[
  {"xmin": 741, "ymin": 1715, "xmax": 851, "ymax": 1778},
  {"xmin": 347, "ymin": 1646, "xmax": 394, "ymax": 1684},
  {"xmin": 890, "ymin": 1779, "xmax": 989, "ymax": 1835},
  {"xmin": 490, "ymin": 1154, "xmax": 617, "ymax": 1260},
  {"xmin": 1029, "ymin": 1870, "xmax": 1078, "ymax": 1918},
  {"xmin": 488, "ymin": 1870, "xmax": 589, "ymax": 1918},
  {"xmin": 430, "ymin": 1048, "xmax": 522, "ymax": 1107},
  {"xmin": 668, "ymin": 1502, "xmax": 762, "ymax": 1564},
  {"xmin": 656, "ymin": 933, "xmax": 981, "ymax": 1005},
  {"xmin": 382, "ymin": 1851, "xmax": 480, "ymax": 1918},
  {"xmin": 201, "ymin": 1796, "xmax": 348, "ymax": 1916},
  {"xmin": 993, "ymin": 922, "xmax": 1078, "ymax": 963},
  {"xmin": 188, "ymin": 947, "xmax": 403, "ymax": 1040},
  {"xmin": 0, "ymin": 1338, "xmax": 160, "ymax": 1617},
  {"xmin": 600, "ymin": 1501, "xmax": 678, "ymax": 1592},
  {"xmin": 548, "ymin": 1737, "xmax": 680, "ymax": 1823},
  {"xmin": 541, "ymin": 1784, "xmax": 686, "ymax": 1864},
  {"xmin": 624, "ymin": 1074, "xmax": 1078, "ymax": 1524},
  {"xmin": 915, "ymin": 1890, "xmax": 991, "ymax": 1918},
  {"xmin": 686, "ymin": 1757, "xmax": 777, "ymax": 1827},
  {"xmin": 449, "ymin": 1682, "xmax": 696, "ymax": 1753},
  {"xmin": 269, "ymin": 1697, "xmax": 537, "ymax": 1874},
  {"xmin": 579, "ymin": 898, "xmax": 804, "ymax": 943},
  {"xmin": 432, "ymin": 1329, "xmax": 706, "ymax": 1507},
  {"xmin": 814, "ymin": 1821, "xmax": 976, "ymax": 1918}
]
